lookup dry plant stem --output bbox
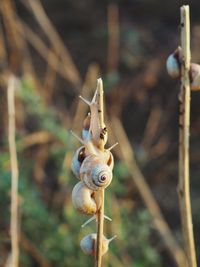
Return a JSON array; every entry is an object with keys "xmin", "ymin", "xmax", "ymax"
[
  {"xmin": 97, "ymin": 78, "xmax": 104, "ymax": 130},
  {"xmin": 43, "ymin": 49, "xmax": 58, "ymax": 104},
  {"xmin": 95, "ymin": 78, "xmax": 105, "ymax": 267},
  {"xmin": 20, "ymin": 232, "xmax": 51, "ymax": 267},
  {"xmin": 8, "ymin": 76, "xmax": 19, "ymax": 267},
  {"xmin": 178, "ymin": 6, "xmax": 197, "ymax": 267},
  {"xmin": 15, "ymin": 20, "xmax": 72, "ymax": 85},
  {"xmin": 111, "ymin": 116, "xmax": 187, "ymax": 267},
  {"xmin": 21, "ymin": 0, "xmax": 81, "ymax": 87},
  {"xmin": 96, "ymin": 190, "xmax": 105, "ymax": 267}
]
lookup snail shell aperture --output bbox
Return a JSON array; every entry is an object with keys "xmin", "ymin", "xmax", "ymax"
[
  {"xmin": 71, "ymin": 146, "xmax": 86, "ymax": 179},
  {"xmin": 80, "ymin": 154, "xmax": 113, "ymax": 191},
  {"xmin": 72, "ymin": 181, "xmax": 100, "ymax": 215}
]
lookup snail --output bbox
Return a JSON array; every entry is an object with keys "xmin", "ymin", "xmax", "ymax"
[
  {"xmin": 190, "ymin": 63, "xmax": 200, "ymax": 91},
  {"xmin": 82, "ymin": 113, "xmax": 92, "ymax": 141},
  {"xmin": 72, "ymin": 181, "xmax": 101, "ymax": 215},
  {"xmin": 71, "ymin": 79, "xmax": 117, "ymax": 259},
  {"xmin": 71, "ymin": 132, "xmax": 115, "ymax": 179},
  {"xmin": 80, "ymin": 154, "xmax": 113, "ymax": 191},
  {"xmin": 80, "ymin": 233, "xmax": 117, "ymax": 256},
  {"xmin": 71, "ymin": 146, "xmax": 86, "ymax": 179},
  {"xmin": 79, "ymin": 89, "xmax": 108, "ymax": 146},
  {"xmin": 166, "ymin": 48, "xmax": 200, "ymax": 91},
  {"xmin": 166, "ymin": 47, "xmax": 181, "ymax": 78}
]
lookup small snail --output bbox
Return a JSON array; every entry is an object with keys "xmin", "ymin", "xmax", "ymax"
[
  {"xmin": 190, "ymin": 63, "xmax": 200, "ymax": 91},
  {"xmin": 80, "ymin": 233, "xmax": 117, "ymax": 256},
  {"xmin": 166, "ymin": 47, "xmax": 181, "ymax": 78},
  {"xmin": 166, "ymin": 48, "xmax": 200, "ymax": 91},
  {"xmin": 79, "ymin": 90, "xmax": 108, "ymax": 146},
  {"xmin": 80, "ymin": 154, "xmax": 113, "ymax": 191},
  {"xmin": 82, "ymin": 113, "xmax": 92, "ymax": 141},
  {"xmin": 71, "ymin": 146, "xmax": 86, "ymax": 178},
  {"xmin": 72, "ymin": 181, "xmax": 101, "ymax": 215}
]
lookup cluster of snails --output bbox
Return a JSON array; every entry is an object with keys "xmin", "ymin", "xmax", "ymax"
[
  {"xmin": 71, "ymin": 82, "xmax": 116, "ymax": 257},
  {"xmin": 166, "ymin": 46, "xmax": 200, "ymax": 91}
]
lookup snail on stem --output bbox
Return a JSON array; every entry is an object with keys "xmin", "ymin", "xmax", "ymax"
[{"xmin": 80, "ymin": 233, "xmax": 117, "ymax": 256}]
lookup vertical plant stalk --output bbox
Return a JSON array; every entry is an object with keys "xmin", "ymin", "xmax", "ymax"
[
  {"xmin": 95, "ymin": 78, "xmax": 105, "ymax": 267},
  {"xmin": 8, "ymin": 76, "xmax": 19, "ymax": 267},
  {"xmin": 111, "ymin": 116, "xmax": 187, "ymax": 267},
  {"xmin": 178, "ymin": 6, "xmax": 197, "ymax": 267}
]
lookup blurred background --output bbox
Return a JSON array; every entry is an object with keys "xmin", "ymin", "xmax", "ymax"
[{"xmin": 0, "ymin": 0, "xmax": 200, "ymax": 266}]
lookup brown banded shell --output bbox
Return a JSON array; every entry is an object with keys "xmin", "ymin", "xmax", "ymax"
[{"xmin": 80, "ymin": 154, "xmax": 113, "ymax": 191}]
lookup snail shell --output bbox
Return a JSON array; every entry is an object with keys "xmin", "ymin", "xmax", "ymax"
[
  {"xmin": 80, "ymin": 154, "xmax": 113, "ymax": 191},
  {"xmin": 80, "ymin": 233, "xmax": 116, "ymax": 256},
  {"xmin": 72, "ymin": 181, "xmax": 101, "ymax": 215},
  {"xmin": 190, "ymin": 63, "xmax": 200, "ymax": 91},
  {"xmin": 82, "ymin": 114, "xmax": 91, "ymax": 141},
  {"xmin": 166, "ymin": 53, "xmax": 180, "ymax": 78},
  {"xmin": 71, "ymin": 146, "xmax": 86, "ymax": 179}
]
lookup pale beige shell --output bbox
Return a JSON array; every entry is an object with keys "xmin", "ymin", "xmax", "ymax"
[
  {"xmin": 71, "ymin": 181, "xmax": 101, "ymax": 215},
  {"xmin": 71, "ymin": 146, "xmax": 86, "ymax": 179},
  {"xmin": 80, "ymin": 154, "xmax": 113, "ymax": 191},
  {"xmin": 190, "ymin": 63, "xmax": 200, "ymax": 91},
  {"xmin": 80, "ymin": 233, "xmax": 116, "ymax": 256},
  {"xmin": 166, "ymin": 54, "xmax": 180, "ymax": 78}
]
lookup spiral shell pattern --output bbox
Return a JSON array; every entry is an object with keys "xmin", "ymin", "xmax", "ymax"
[{"xmin": 80, "ymin": 155, "xmax": 113, "ymax": 191}]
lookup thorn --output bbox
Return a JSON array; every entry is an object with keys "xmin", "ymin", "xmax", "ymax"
[
  {"xmin": 104, "ymin": 215, "xmax": 112, "ymax": 221},
  {"xmin": 108, "ymin": 235, "xmax": 117, "ymax": 243},
  {"xmin": 79, "ymin": 95, "xmax": 91, "ymax": 106},
  {"xmin": 81, "ymin": 215, "xmax": 96, "ymax": 228},
  {"xmin": 107, "ymin": 142, "xmax": 119, "ymax": 151},
  {"xmin": 91, "ymin": 89, "xmax": 98, "ymax": 104},
  {"xmin": 81, "ymin": 214, "xmax": 112, "ymax": 228},
  {"xmin": 70, "ymin": 130, "xmax": 84, "ymax": 144}
]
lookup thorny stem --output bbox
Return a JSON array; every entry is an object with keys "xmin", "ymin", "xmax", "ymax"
[
  {"xmin": 8, "ymin": 76, "xmax": 19, "ymax": 267},
  {"xmin": 178, "ymin": 6, "xmax": 197, "ymax": 267},
  {"xmin": 95, "ymin": 78, "xmax": 105, "ymax": 267}
]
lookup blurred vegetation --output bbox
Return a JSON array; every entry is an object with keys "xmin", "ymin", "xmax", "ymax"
[
  {"xmin": 1, "ymin": 0, "xmax": 200, "ymax": 266},
  {"xmin": 0, "ymin": 80, "xmax": 161, "ymax": 267}
]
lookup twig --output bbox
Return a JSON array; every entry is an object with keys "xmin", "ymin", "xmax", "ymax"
[
  {"xmin": 43, "ymin": 49, "xmax": 58, "ymax": 104},
  {"xmin": 20, "ymin": 0, "xmax": 81, "ymax": 88},
  {"xmin": 178, "ymin": 6, "xmax": 197, "ymax": 267},
  {"xmin": 95, "ymin": 78, "xmax": 105, "ymax": 267},
  {"xmin": 20, "ymin": 232, "xmax": 52, "ymax": 267},
  {"xmin": 111, "ymin": 116, "xmax": 187, "ymax": 267},
  {"xmin": 18, "ymin": 131, "xmax": 54, "ymax": 149},
  {"xmin": 15, "ymin": 19, "xmax": 73, "ymax": 85},
  {"xmin": 7, "ymin": 76, "xmax": 19, "ymax": 267}
]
